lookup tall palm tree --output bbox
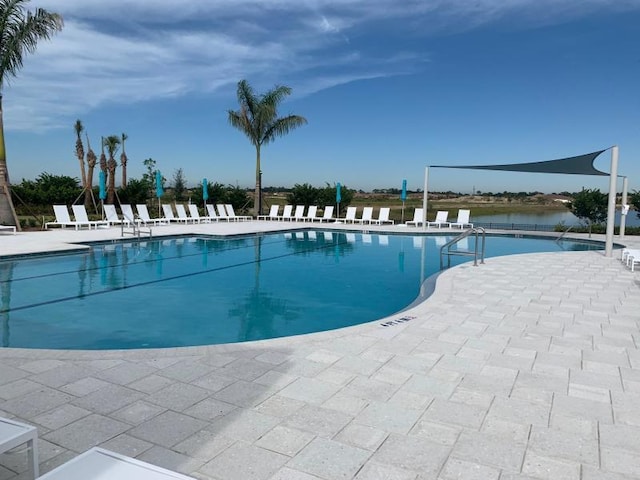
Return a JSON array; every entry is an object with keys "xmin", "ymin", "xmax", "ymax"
[
  {"xmin": 0, "ymin": 0, "xmax": 63, "ymax": 228},
  {"xmin": 99, "ymin": 136, "xmax": 107, "ymax": 174},
  {"xmin": 85, "ymin": 133, "xmax": 97, "ymax": 211},
  {"xmin": 103, "ymin": 135, "xmax": 120, "ymax": 204},
  {"xmin": 228, "ymin": 79, "xmax": 307, "ymax": 216},
  {"xmin": 120, "ymin": 132, "xmax": 128, "ymax": 188},
  {"xmin": 74, "ymin": 119, "xmax": 86, "ymax": 190}
]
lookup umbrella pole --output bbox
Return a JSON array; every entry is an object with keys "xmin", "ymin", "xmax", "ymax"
[{"xmin": 401, "ymin": 200, "xmax": 405, "ymax": 224}]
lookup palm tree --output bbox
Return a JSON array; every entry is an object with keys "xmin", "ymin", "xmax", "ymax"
[
  {"xmin": 74, "ymin": 120, "xmax": 86, "ymax": 190},
  {"xmin": 99, "ymin": 136, "xmax": 107, "ymax": 173},
  {"xmin": 85, "ymin": 133, "xmax": 97, "ymax": 212},
  {"xmin": 120, "ymin": 132, "xmax": 128, "ymax": 188},
  {"xmin": 0, "ymin": 0, "xmax": 63, "ymax": 228},
  {"xmin": 228, "ymin": 79, "xmax": 307, "ymax": 216},
  {"xmin": 103, "ymin": 135, "xmax": 120, "ymax": 203}
]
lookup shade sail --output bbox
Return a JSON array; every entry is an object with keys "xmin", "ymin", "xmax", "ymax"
[{"xmin": 432, "ymin": 149, "xmax": 609, "ymax": 176}]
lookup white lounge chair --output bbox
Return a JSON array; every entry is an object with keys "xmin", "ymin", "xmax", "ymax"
[
  {"xmin": 0, "ymin": 225, "xmax": 16, "ymax": 234},
  {"xmin": 278, "ymin": 205, "xmax": 293, "ymax": 221},
  {"xmin": 45, "ymin": 205, "xmax": 81, "ymax": 230},
  {"xmin": 358, "ymin": 207, "xmax": 374, "ymax": 224},
  {"xmin": 428, "ymin": 210, "xmax": 450, "ymax": 228},
  {"xmin": 162, "ymin": 204, "xmax": 183, "ymax": 223},
  {"xmin": 136, "ymin": 204, "xmax": 165, "ymax": 226},
  {"xmin": 406, "ymin": 208, "xmax": 424, "ymax": 226},
  {"xmin": 175, "ymin": 204, "xmax": 195, "ymax": 223},
  {"xmin": 216, "ymin": 204, "xmax": 232, "ymax": 221},
  {"xmin": 318, "ymin": 206, "xmax": 334, "ymax": 222},
  {"xmin": 104, "ymin": 204, "xmax": 128, "ymax": 226},
  {"xmin": 0, "ymin": 417, "xmax": 38, "ymax": 480},
  {"xmin": 72, "ymin": 205, "xmax": 108, "ymax": 229},
  {"xmin": 120, "ymin": 204, "xmax": 137, "ymax": 225},
  {"xmin": 37, "ymin": 447, "xmax": 196, "ymax": 480},
  {"xmin": 225, "ymin": 204, "xmax": 252, "ymax": 221},
  {"xmin": 373, "ymin": 207, "xmax": 394, "ymax": 225},
  {"xmin": 450, "ymin": 209, "xmax": 473, "ymax": 229},
  {"xmin": 342, "ymin": 206, "xmax": 357, "ymax": 223},
  {"xmin": 189, "ymin": 204, "xmax": 214, "ymax": 223},
  {"xmin": 292, "ymin": 205, "xmax": 305, "ymax": 221},
  {"xmin": 304, "ymin": 205, "xmax": 318, "ymax": 222},
  {"xmin": 206, "ymin": 204, "xmax": 221, "ymax": 221},
  {"xmin": 258, "ymin": 205, "xmax": 279, "ymax": 220}
]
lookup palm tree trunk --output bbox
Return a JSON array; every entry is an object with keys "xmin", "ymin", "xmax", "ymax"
[
  {"xmin": 254, "ymin": 145, "xmax": 261, "ymax": 216},
  {"xmin": 0, "ymin": 96, "xmax": 21, "ymax": 230}
]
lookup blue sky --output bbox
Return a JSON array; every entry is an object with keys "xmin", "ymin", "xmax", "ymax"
[{"xmin": 4, "ymin": 0, "xmax": 640, "ymax": 194}]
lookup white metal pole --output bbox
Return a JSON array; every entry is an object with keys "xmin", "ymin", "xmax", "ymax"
[
  {"xmin": 422, "ymin": 166, "xmax": 429, "ymax": 231},
  {"xmin": 604, "ymin": 146, "xmax": 618, "ymax": 257},
  {"xmin": 620, "ymin": 176, "xmax": 628, "ymax": 239}
]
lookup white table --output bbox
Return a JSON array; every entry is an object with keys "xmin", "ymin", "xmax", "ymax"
[
  {"xmin": 0, "ymin": 417, "xmax": 38, "ymax": 480},
  {"xmin": 38, "ymin": 447, "xmax": 196, "ymax": 479}
]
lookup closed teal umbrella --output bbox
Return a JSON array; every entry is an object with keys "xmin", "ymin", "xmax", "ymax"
[
  {"xmin": 98, "ymin": 170, "xmax": 107, "ymax": 219},
  {"xmin": 336, "ymin": 182, "xmax": 341, "ymax": 219},
  {"xmin": 202, "ymin": 178, "xmax": 209, "ymax": 206},
  {"xmin": 156, "ymin": 171, "xmax": 163, "ymax": 217}
]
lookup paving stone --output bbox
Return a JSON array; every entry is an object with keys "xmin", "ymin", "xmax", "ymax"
[
  {"xmin": 371, "ymin": 433, "xmax": 450, "ymax": 476},
  {"xmin": 269, "ymin": 467, "xmax": 325, "ymax": 480},
  {"xmin": 340, "ymin": 376, "xmax": 400, "ymax": 402},
  {"xmin": 1, "ymin": 386, "xmax": 75, "ymax": 419},
  {"xmin": 71, "ymin": 383, "xmax": 144, "ymax": 414},
  {"xmin": 334, "ymin": 423, "xmax": 388, "ymax": 451},
  {"xmin": 288, "ymin": 437, "xmax": 371, "ymax": 480},
  {"xmin": 285, "ymin": 405, "xmax": 352, "ymax": 438},
  {"xmin": 201, "ymin": 441, "xmax": 288, "ymax": 480},
  {"xmin": 321, "ymin": 392, "xmax": 369, "ymax": 416},
  {"xmin": 551, "ymin": 393, "xmax": 613, "ymax": 424},
  {"xmin": 219, "ymin": 358, "xmax": 273, "ymax": 381},
  {"xmin": 173, "ymin": 429, "xmax": 235, "ymax": 460},
  {"xmin": 32, "ymin": 404, "xmax": 91, "ymax": 430},
  {"xmin": 126, "ymin": 374, "xmax": 176, "ymax": 393},
  {"xmin": 451, "ymin": 429, "xmax": 526, "ymax": 472},
  {"xmin": 439, "ymin": 457, "xmax": 500, "ymax": 480},
  {"xmin": 93, "ymin": 361, "xmax": 158, "ymax": 385},
  {"xmin": 208, "ymin": 409, "xmax": 281, "ymax": 442},
  {"xmin": 213, "ymin": 380, "xmax": 274, "ymax": 407},
  {"xmin": 99, "ymin": 433, "xmax": 153, "ymax": 457},
  {"xmin": 354, "ymin": 401, "xmax": 422, "ymax": 434},
  {"xmin": 111, "ymin": 399, "xmax": 166, "ymax": 425},
  {"xmin": 42, "ymin": 414, "xmax": 130, "ymax": 452},
  {"xmin": 155, "ymin": 359, "xmax": 214, "ymax": 382},
  {"xmin": 58, "ymin": 377, "xmax": 112, "ymax": 396},
  {"xmin": 255, "ymin": 425, "xmax": 315, "ymax": 456},
  {"xmin": 17, "ymin": 360, "xmax": 66, "ymax": 374},
  {"xmin": 147, "ymin": 382, "xmax": 210, "ymax": 411},
  {"xmin": 128, "ymin": 410, "xmax": 208, "ymax": 448},
  {"xmin": 255, "ymin": 395, "xmax": 307, "ymax": 418},
  {"xmin": 29, "ymin": 364, "xmax": 94, "ymax": 388},
  {"xmin": 487, "ymin": 396, "xmax": 550, "ymax": 426},
  {"xmin": 528, "ymin": 425, "xmax": 599, "ymax": 466},
  {"xmin": 521, "ymin": 450, "xmax": 580, "ymax": 479},
  {"xmin": 278, "ymin": 378, "xmax": 341, "ymax": 405},
  {"xmin": 138, "ymin": 445, "xmax": 205, "ymax": 475},
  {"xmin": 193, "ymin": 372, "xmax": 237, "ymax": 392},
  {"xmin": 0, "ymin": 379, "xmax": 41, "ymax": 401},
  {"xmin": 353, "ymin": 462, "xmax": 417, "ymax": 480},
  {"xmin": 422, "ymin": 398, "xmax": 487, "ymax": 429}
]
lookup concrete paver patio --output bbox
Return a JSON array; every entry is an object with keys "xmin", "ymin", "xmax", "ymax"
[{"xmin": 1, "ymin": 222, "xmax": 639, "ymax": 479}]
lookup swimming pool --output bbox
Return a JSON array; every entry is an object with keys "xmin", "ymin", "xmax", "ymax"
[{"xmin": 0, "ymin": 231, "xmax": 602, "ymax": 349}]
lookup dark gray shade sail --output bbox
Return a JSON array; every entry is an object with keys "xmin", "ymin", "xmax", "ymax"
[{"xmin": 432, "ymin": 149, "xmax": 609, "ymax": 176}]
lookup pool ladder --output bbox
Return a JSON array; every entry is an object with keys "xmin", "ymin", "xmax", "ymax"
[
  {"xmin": 440, "ymin": 227, "xmax": 486, "ymax": 269},
  {"xmin": 120, "ymin": 218, "xmax": 152, "ymax": 239}
]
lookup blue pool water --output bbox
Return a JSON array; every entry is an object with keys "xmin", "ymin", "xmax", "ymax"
[{"xmin": 0, "ymin": 231, "xmax": 602, "ymax": 350}]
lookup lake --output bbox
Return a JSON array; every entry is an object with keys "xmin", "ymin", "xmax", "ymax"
[{"xmin": 472, "ymin": 210, "xmax": 640, "ymax": 228}]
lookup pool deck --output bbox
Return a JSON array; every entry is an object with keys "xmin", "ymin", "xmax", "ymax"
[{"xmin": 1, "ymin": 221, "xmax": 640, "ymax": 479}]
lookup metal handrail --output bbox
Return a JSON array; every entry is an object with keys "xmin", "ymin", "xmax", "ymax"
[
  {"xmin": 440, "ymin": 227, "xmax": 486, "ymax": 269},
  {"xmin": 120, "ymin": 216, "xmax": 152, "ymax": 238},
  {"xmin": 556, "ymin": 225, "xmax": 573, "ymax": 242}
]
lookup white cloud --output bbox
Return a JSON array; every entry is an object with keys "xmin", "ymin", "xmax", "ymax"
[{"xmin": 4, "ymin": 0, "xmax": 639, "ymax": 131}]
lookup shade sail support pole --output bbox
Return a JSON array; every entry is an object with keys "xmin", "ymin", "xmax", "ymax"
[
  {"xmin": 620, "ymin": 176, "xmax": 628, "ymax": 239},
  {"xmin": 604, "ymin": 146, "xmax": 618, "ymax": 257},
  {"xmin": 422, "ymin": 166, "xmax": 429, "ymax": 231}
]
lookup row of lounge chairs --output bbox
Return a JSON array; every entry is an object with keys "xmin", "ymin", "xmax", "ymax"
[
  {"xmin": 257, "ymin": 205, "xmax": 395, "ymax": 224},
  {"xmin": 45, "ymin": 203, "xmax": 251, "ymax": 229},
  {"xmin": 406, "ymin": 208, "xmax": 473, "ymax": 229},
  {"xmin": 621, "ymin": 248, "xmax": 640, "ymax": 272}
]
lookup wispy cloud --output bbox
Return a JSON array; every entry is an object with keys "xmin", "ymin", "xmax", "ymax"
[{"xmin": 5, "ymin": 0, "xmax": 638, "ymax": 131}]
